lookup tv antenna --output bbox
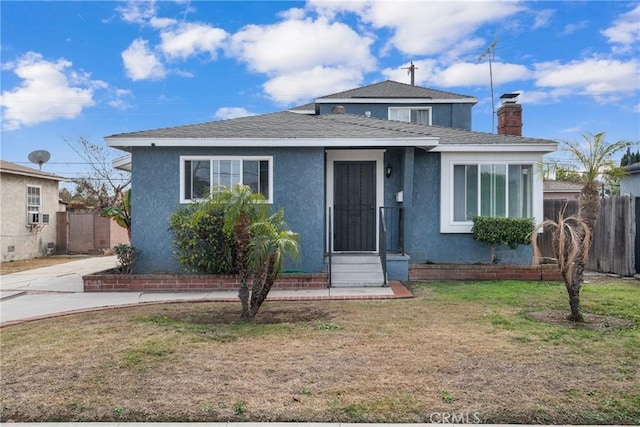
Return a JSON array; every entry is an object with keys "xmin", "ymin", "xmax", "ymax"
[
  {"xmin": 478, "ymin": 38, "xmax": 498, "ymax": 133},
  {"xmin": 28, "ymin": 150, "xmax": 51, "ymax": 170}
]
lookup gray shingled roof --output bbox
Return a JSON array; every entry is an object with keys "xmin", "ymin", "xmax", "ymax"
[
  {"xmin": 106, "ymin": 111, "xmax": 555, "ymax": 147},
  {"xmin": 287, "ymin": 102, "xmax": 316, "ymax": 112},
  {"xmin": 0, "ymin": 160, "xmax": 66, "ymax": 181},
  {"xmin": 317, "ymin": 80, "xmax": 476, "ymax": 101}
]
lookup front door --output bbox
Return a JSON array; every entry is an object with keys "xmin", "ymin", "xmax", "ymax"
[{"xmin": 334, "ymin": 161, "xmax": 376, "ymax": 251}]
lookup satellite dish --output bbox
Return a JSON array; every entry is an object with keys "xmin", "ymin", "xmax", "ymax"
[{"xmin": 28, "ymin": 150, "xmax": 51, "ymax": 170}]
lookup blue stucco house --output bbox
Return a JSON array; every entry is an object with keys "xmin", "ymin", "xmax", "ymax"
[{"xmin": 106, "ymin": 81, "xmax": 557, "ymax": 283}]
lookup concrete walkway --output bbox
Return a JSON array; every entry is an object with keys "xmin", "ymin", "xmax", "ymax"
[{"xmin": 0, "ymin": 256, "xmax": 410, "ymax": 326}]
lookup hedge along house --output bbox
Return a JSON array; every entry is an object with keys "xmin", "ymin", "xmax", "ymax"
[{"xmin": 106, "ymin": 81, "xmax": 557, "ymax": 284}]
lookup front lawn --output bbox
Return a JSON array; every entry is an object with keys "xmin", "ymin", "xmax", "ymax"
[{"xmin": 1, "ymin": 278, "xmax": 638, "ymax": 423}]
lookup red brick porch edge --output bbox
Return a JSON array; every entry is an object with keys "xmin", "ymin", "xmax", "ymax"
[
  {"xmin": 409, "ymin": 263, "xmax": 562, "ymax": 282},
  {"xmin": 84, "ymin": 272, "xmax": 328, "ymax": 292},
  {"xmin": 84, "ymin": 264, "xmax": 562, "ymax": 292}
]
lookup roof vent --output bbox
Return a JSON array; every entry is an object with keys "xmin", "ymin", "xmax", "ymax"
[{"xmin": 331, "ymin": 105, "xmax": 346, "ymax": 114}]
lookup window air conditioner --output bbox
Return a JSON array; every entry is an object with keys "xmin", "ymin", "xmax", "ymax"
[{"xmin": 28, "ymin": 211, "xmax": 40, "ymax": 225}]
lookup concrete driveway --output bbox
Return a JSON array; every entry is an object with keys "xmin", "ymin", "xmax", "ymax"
[{"xmin": 0, "ymin": 256, "xmax": 118, "ymax": 293}]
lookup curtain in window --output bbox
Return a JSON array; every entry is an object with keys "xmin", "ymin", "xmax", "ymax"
[{"xmin": 453, "ymin": 163, "xmax": 531, "ymax": 221}]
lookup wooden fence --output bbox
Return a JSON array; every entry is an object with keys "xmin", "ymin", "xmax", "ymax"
[{"xmin": 538, "ymin": 196, "xmax": 636, "ymax": 277}]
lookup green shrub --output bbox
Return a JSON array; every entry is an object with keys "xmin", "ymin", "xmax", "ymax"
[
  {"xmin": 472, "ymin": 216, "xmax": 535, "ymax": 263},
  {"xmin": 168, "ymin": 202, "xmax": 238, "ymax": 274},
  {"xmin": 113, "ymin": 243, "xmax": 138, "ymax": 274}
]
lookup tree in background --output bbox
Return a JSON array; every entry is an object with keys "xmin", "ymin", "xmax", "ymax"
[
  {"xmin": 100, "ymin": 189, "xmax": 132, "ymax": 239},
  {"xmin": 65, "ymin": 136, "xmax": 130, "ymax": 210},
  {"xmin": 555, "ymin": 167, "xmax": 583, "ymax": 182}
]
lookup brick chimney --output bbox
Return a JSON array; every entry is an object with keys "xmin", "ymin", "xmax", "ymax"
[{"xmin": 497, "ymin": 93, "xmax": 522, "ymax": 136}]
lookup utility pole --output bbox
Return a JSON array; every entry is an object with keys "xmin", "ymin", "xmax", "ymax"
[
  {"xmin": 478, "ymin": 39, "xmax": 498, "ymax": 133},
  {"xmin": 402, "ymin": 61, "xmax": 418, "ymax": 86}
]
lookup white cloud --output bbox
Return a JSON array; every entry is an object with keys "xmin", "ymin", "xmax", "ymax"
[
  {"xmin": 601, "ymin": 5, "xmax": 640, "ymax": 48},
  {"xmin": 229, "ymin": 17, "xmax": 376, "ymax": 74},
  {"xmin": 228, "ymin": 16, "xmax": 375, "ymax": 103},
  {"xmin": 214, "ymin": 107, "xmax": 257, "ymax": 120},
  {"xmin": 121, "ymin": 38, "xmax": 166, "ymax": 81},
  {"xmin": 561, "ymin": 20, "xmax": 589, "ymax": 36},
  {"xmin": 263, "ymin": 66, "xmax": 364, "ymax": 105},
  {"xmin": 108, "ymin": 88, "xmax": 134, "ymax": 110},
  {"xmin": 432, "ymin": 62, "xmax": 531, "ymax": 87},
  {"xmin": 313, "ymin": 1, "xmax": 524, "ymax": 57},
  {"xmin": 382, "ymin": 60, "xmax": 531, "ymax": 88},
  {"xmin": 150, "ymin": 16, "xmax": 178, "ymax": 29},
  {"xmin": 0, "ymin": 52, "xmax": 96, "ymax": 130},
  {"xmin": 117, "ymin": 1, "xmax": 157, "ymax": 25},
  {"xmin": 516, "ymin": 88, "xmax": 571, "ymax": 105},
  {"xmin": 534, "ymin": 58, "xmax": 640, "ymax": 99},
  {"xmin": 160, "ymin": 23, "xmax": 228, "ymax": 60},
  {"xmin": 531, "ymin": 9, "xmax": 555, "ymax": 30}
]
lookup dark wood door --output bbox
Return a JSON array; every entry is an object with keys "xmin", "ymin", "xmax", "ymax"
[{"xmin": 334, "ymin": 161, "xmax": 376, "ymax": 251}]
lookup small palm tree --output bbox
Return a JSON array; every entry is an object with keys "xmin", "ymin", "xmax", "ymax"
[
  {"xmin": 100, "ymin": 188, "xmax": 131, "ymax": 239},
  {"xmin": 248, "ymin": 210, "xmax": 300, "ymax": 319},
  {"xmin": 200, "ymin": 184, "xmax": 269, "ymax": 319},
  {"xmin": 540, "ymin": 132, "xmax": 632, "ymax": 321}
]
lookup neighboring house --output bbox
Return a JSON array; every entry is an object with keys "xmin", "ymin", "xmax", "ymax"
[
  {"xmin": 0, "ymin": 160, "xmax": 66, "ymax": 262},
  {"xmin": 106, "ymin": 80, "xmax": 557, "ymax": 279},
  {"xmin": 543, "ymin": 180, "xmax": 582, "ymax": 200},
  {"xmin": 620, "ymin": 162, "xmax": 640, "ymax": 196}
]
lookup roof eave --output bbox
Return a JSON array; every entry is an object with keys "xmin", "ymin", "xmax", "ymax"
[
  {"xmin": 432, "ymin": 143, "xmax": 557, "ymax": 153},
  {"xmin": 315, "ymin": 98, "xmax": 478, "ymax": 105},
  {"xmin": 105, "ymin": 137, "xmax": 440, "ymax": 149},
  {"xmin": 0, "ymin": 169, "xmax": 67, "ymax": 181}
]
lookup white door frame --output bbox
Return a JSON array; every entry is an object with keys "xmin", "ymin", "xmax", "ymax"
[{"xmin": 326, "ymin": 149, "xmax": 385, "ymax": 253}]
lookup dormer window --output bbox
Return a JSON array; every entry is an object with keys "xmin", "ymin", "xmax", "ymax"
[{"xmin": 388, "ymin": 107, "xmax": 432, "ymax": 125}]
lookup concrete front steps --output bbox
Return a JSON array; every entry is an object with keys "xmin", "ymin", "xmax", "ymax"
[{"xmin": 329, "ymin": 254, "xmax": 386, "ymax": 287}]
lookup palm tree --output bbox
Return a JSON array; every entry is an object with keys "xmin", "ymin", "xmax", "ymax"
[
  {"xmin": 549, "ymin": 132, "xmax": 632, "ymax": 321},
  {"xmin": 201, "ymin": 184, "xmax": 269, "ymax": 319},
  {"xmin": 100, "ymin": 188, "xmax": 131, "ymax": 239},
  {"xmin": 248, "ymin": 210, "xmax": 300, "ymax": 319}
]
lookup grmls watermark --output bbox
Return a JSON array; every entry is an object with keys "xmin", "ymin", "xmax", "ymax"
[{"xmin": 428, "ymin": 411, "xmax": 481, "ymax": 424}]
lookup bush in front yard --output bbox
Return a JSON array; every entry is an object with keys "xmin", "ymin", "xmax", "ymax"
[
  {"xmin": 113, "ymin": 243, "xmax": 138, "ymax": 274},
  {"xmin": 472, "ymin": 216, "xmax": 535, "ymax": 263},
  {"xmin": 168, "ymin": 202, "xmax": 238, "ymax": 274}
]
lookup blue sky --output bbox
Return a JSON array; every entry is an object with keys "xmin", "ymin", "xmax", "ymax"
[{"xmin": 1, "ymin": 1, "xmax": 639, "ymax": 181}]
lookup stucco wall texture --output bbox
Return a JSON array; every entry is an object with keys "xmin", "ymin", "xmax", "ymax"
[
  {"xmin": 130, "ymin": 145, "xmax": 532, "ymax": 274},
  {"xmin": 1, "ymin": 174, "xmax": 59, "ymax": 261},
  {"xmin": 130, "ymin": 146, "xmax": 326, "ymax": 274}
]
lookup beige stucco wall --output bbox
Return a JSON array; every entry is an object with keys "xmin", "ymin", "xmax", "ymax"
[{"xmin": 1, "ymin": 173, "xmax": 61, "ymax": 261}]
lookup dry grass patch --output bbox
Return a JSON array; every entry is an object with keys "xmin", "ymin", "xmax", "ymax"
[{"xmin": 1, "ymin": 279, "xmax": 639, "ymax": 423}]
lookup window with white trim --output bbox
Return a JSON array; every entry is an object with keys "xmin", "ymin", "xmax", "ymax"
[
  {"xmin": 453, "ymin": 163, "xmax": 533, "ymax": 222},
  {"xmin": 181, "ymin": 156, "xmax": 272, "ymax": 202},
  {"xmin": 389, "ymin": 107, "xmax": 432, "ymax": 125},
  {"xmin": 27, "ymin": 185, "xmax": 41, "ymax": 224}
]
